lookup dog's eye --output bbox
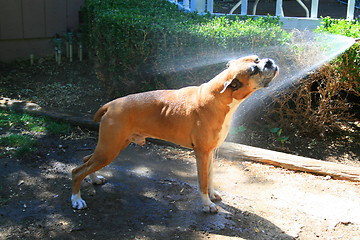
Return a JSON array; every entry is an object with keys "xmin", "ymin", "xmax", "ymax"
[{"xmin": 254, "ymin": 58, "xmax": 260, "ymax": 63}]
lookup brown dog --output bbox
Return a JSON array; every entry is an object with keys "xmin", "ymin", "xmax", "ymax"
[{"xmin": 71, "ymin": 55, "xmax": 278, "ymax": 213}]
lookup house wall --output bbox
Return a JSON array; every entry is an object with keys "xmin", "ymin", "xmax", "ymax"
[{"xmin": 0, "ymin": 0, "xmax": 84, "ymax": 62}]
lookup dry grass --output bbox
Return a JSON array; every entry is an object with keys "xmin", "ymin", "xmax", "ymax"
[{"xmin": 268, "ymin": 63, "xmax": 359, "ymax": 137}]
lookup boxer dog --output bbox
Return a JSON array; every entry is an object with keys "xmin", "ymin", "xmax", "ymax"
[{"xmin": 71, "ymin": 55, "xmax": 278, "ymax": 213}]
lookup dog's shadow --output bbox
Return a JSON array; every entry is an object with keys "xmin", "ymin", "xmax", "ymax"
[
  {"xmin": 82, "ymin": 178, "xmax": 293, "ymax": 239},
  {"xmin": 77, "ymin": 144, "xmax": 294, "ymax": 239}
]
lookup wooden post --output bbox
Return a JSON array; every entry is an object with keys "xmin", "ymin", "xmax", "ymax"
[
  {"xmin": 30, "ymin": 54, "xmax": 34, "ymax": 65},
  {"xmin": 207, "ymin": 0, "xmax": 213, "ymax": 13},
  {"xmin": 183, "ymin": 0, "xmax": 190, "ymax": 9},
  {"xmin": 241, "ymin": 0, "xmax": 248, "ymax": 15},
  {"xmin": 311, "ymin": 0, "xmax": 319, "ymax": 18},
  {"xmin": 347, "ymin": 0, "xmax": 355, "ymax": 19},
  {"xmin": 191, "ymin": 0, "xmax": 206, "ymax": 12},
  {"xmin": 276, "ymin": 0, "xmax": 284, "ymax": 17}
]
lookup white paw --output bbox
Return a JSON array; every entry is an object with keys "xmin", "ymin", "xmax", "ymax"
[
  {"xmin": 210, "ymin": 190, "xmax": 222, "ymax": 202},
  {"xmin": 71, "ymin": 193, "xmax": 87, "ymax": 209},
  {"xmin": 202, "ymin": 202, "xmax": 219, "ymax": 214},
  {"xmin": 89, "ymin": 174, "xmax": 107, "ymax": 185}
]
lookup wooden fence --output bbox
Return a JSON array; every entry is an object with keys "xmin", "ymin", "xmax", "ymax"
[
  {"xmin": 1, "ymin": 0, "xmax": 358, "ymax": 61},
  {"xmin": 0, "ymin": 0, "xmax": 84, "ymax": 62}
]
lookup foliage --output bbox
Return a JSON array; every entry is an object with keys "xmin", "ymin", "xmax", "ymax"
[
  {"xmin": 82, "ymin": 0, "xmax": 292, "ymax": 95},
  {"xmin": 270, "ymin": 128, "xmax": 289, "ymax": 144},
  {"xmin": 230, "ymin": 125, "xmax": 247, "ymax": 135},
  {"xmin": 0, "ymin": 110, "xmax": 72, "ymax": 157},
  {"xmin": 316, "ymin": 17, "xmax": 360, "ymax": 38},
  {"xmin": 0, "ymin": 134, "xmax": 36, "ymax": 158},
  {"xmin": 0, "ymin": 110, "xmax": 71, "ymax": 135},
  {"xmin": 314, "ymin": 17, "xmax": 360, "ymax": 92}
]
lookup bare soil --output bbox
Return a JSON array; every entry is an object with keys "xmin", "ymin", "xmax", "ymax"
[
  {"xmin": 1, "ymin": 139, "xmax": 360, "ymax": 239},
  {"xmin": 1, "ymin": 59, "xmax": 360, "ymax": 239}
]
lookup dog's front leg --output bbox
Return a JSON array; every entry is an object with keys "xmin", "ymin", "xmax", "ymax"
[
  {"xmin": 208, "ymin": 151, "xmax": 222, "ymax": 202},
  {"xmin": 195, "ymin": 149, "xmax": 218, "ymax": 213}
]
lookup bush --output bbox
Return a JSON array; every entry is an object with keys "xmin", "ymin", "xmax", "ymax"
[
  {"xmin": 268, "ymin": 17, "xmax": 360, "ymax": 136},
  {"xmin": 82, "ymin": 0, "xmax": 291, "ymax": 95},
  {"xmin": 314, "ymin": 17, "xmax": 360, "ymax": 93}
]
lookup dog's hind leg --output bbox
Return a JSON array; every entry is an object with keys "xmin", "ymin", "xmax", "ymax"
[
  {"xmin": 71, "ymin": 117, "xmax": 131, "ymax": 209},
  {"xmin": 82, "ymin": 154, "xmax": 107, "ymax": 185},
  {"xmin": 71, "ymin": 139, "xmax": 130, "ymax": 209},
  {"xmin": 195, "ymin": 149, "xmax": 218, "ymax": 213}
]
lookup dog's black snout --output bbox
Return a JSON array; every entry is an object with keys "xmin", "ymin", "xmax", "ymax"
[{"xmin": 264, "ymin": 59, "xmax": 274, "ymax": 68}]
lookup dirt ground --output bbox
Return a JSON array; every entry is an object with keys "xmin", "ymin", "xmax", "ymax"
[
  {"xmin": 1, "ymin": 59, "xmax": 360, "ymax": 239},
  {"xmin": 1, "ymin": 134, "xmax": 360, "ymax": 240}
]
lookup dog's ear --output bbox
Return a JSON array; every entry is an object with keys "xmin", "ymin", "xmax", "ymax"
[{"xmin": 220, "ymin": 78, "xmax": 243, "ymax": 93}]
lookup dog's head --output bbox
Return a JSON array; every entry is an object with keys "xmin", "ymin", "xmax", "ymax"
[{"xmin": 220, "ymin": 55, "xmax": 278, "ymax": 100}]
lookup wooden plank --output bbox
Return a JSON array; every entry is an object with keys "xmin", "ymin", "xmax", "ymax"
[{"xmin": 218, "ymin": 142, "xmax": 360, "ymax": 182}]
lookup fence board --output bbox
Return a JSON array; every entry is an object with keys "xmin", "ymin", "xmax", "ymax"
[
  {"xmin": 0, "ymin": 0, "xmax": 23, "ymax": 39},
  {"xmin": 23, "ymin": 0, "xmax": 46, "ymax": 38},
  {"xmin": 45, "ymin": 0, "xmax": 67, "ymax": 37},
  {"xmin": 67, "ymin": 0, "xmax": 84, "ymax": 30}
]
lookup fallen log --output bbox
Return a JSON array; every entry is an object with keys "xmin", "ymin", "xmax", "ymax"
[{"xmin": 218, "ymin": 142, "xmax": 360, "ymax": 182}]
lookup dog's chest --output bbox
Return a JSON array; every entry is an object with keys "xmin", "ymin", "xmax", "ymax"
[{"xmin": 217, "ymin": 99, "xmax": 241, "ymax": 146}]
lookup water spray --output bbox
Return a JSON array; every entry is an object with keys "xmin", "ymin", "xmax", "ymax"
[
  {"xmin": 154, "ymin": 31, "xmax": 357, "ymax": 129},
  {"xmin": 229, "ymin": 32, "xmax": 358, "ymax": 137}
]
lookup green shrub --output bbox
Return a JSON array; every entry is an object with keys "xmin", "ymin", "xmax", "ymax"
[
  {"xmin": 82, "ymin": 0, "xmax": 291, "ymax": 95},
  {"xmin": 314, "ymin": 17, "xmax": 360, "ymax": 92}
]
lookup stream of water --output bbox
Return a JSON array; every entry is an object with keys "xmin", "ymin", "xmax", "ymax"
[
  {"xmin": 158, "ymin": 30, "xmax": 356, "ymax": 142},
  {"xmin": 231, "ymin": 32, "xmax": 356, "ymax": 130}
]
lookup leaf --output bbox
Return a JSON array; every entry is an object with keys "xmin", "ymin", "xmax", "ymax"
[
  {"xmin": 270, "ymin": 128, "xmax": 280, "ymax": 133},
  {"xmin": 237, "ymin": 125, "xmax": 247, "ymax": 133},
  {"xmin": 277, "ymin": 136, "xmax": 289, "ymax": 142}
]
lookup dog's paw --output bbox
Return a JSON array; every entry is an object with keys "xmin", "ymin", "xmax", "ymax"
[
  {"xmin": 71, "ymin": 193, "xmax": 87, "ymax": 210},
  {"xmin": 202, "ymin": 202, "xmax": 218, "ymax": 214},
  {"xmin": 210, "ymin": 191, "xmax": 222, "ymax": 202},
  {"xmin": 89, "ymin": 174, "xmax": 107, "ymax": 185}
]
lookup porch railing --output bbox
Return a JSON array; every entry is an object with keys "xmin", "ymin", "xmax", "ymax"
[{"xmin": 169, "ymin": 0, "xmax": 357, "ymax": 20}]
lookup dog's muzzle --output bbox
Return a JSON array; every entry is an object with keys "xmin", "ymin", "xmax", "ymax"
[{"xmin": 260, "ymin": 58, "xmax": 278, "ymax": 87}]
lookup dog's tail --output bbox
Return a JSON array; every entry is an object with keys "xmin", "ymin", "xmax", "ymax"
[{"xmin": 93, "ymin": 103, "xmax": 109, "ymax": 122}]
